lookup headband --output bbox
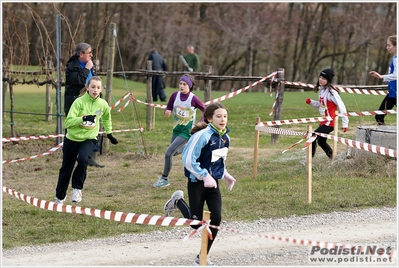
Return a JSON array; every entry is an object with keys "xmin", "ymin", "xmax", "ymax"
[{"xmin": 179, "ymin": 75, "xmax": 193, "ymax": 89}]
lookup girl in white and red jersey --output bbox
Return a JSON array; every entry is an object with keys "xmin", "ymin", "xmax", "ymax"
[{"xmin": 305, "ymin": 68, "xmax": 349, "ymax": 159}]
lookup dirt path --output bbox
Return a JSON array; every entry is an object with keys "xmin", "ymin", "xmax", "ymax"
[{"xmin": 2, "ymin": 210, "xmax": 397, "ymax": 267}]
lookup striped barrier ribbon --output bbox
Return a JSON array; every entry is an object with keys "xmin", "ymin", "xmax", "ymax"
[
  {"xmin": 255, "ymin": 123, "xmax": 307, "ymax": 136},
  {"xmin": 340, "ymin": 109, "xmax": 396, "ymax": 117},
  {"xmin": 2, "ymin": 142, "xmax": 63, "ymax": 164},
  {"xmin": 254, "ymin": 123, "xmax": 310, "ymax": 153},
  {"xmin": 283, "ymin": 81, "xmax": 388, "ymax": 95},
  {"xmin": 110, "ymin": 92, "xmax": 132, "ymax": 110},
  {"xmin": 201, "ymin": 224, "xmax": 397, "ymax": 259},
  {"xmin": 2, "ymin": 186, "xmax": 202, "ymax": 227},
  {"xmin": 302, "ymin": 132, "xmax": 397, "ymax": 158},
  {"xmin": 130, "ymin": 71, "xmax": 278, "ymax": 109},
  {"xmin": 2, "ymin": 129, "xmax": 143, "ymax": 164},
  {"xmin": 117, "ymin": 94, "xmax": 134, "ymax": 112},
  {"xmin": 204, "ymin": 71, "xmax": 277, "ymax": 105},
  {"xmin": 3, "ymin": 128, "xmax": 143, "ymax": 144},
  {"xmin": 2, "ymin": 134, "xmax": 65, "ymax": 143},
  {"xmin": 3, "ymin": 187, "xmax": 396, "ymax": 259},
  {"xmin": 261, "ymin": 109, "xmax": 396, "ymax": 127}
]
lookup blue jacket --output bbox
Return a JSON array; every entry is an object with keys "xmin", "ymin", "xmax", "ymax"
[{"xmin": 182, "ymin": 124, "xmax": 230, "ymax": 182}]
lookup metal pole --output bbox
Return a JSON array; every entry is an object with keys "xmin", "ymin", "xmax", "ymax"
[
  {"xmin": 56, "ymin": 14, "xmax": 63, "ymax": 145},
  {"xmin": 103, "ymin": 22, "xmax": 117, "ymax": 154}
]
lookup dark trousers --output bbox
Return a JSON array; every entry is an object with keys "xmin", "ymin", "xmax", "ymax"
[
  {"xmin": 312, "ymin": 124, "xmax": 334, "ymax": 159},
  {"xmin": 375, "ymin": 95, "xmax": 397, "ymax": 124},
  {"xmin": 152, "ymin": 75, "xmax": 166, "ymax": 102},
  {"xmin": 55, "ymin": 137, "xmax": 96, "ymax": 200},
  {"xmin": 177, "ymin": 181, "xmax": 222, "ymax": 254}
]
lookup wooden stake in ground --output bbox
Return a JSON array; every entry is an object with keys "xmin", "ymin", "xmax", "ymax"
[
  {"xmin": 252, "ymin": 117, "xmax": 260, "ymax": 178},
  {"xmin": 307, "ymin": 124, "xmax": 312, "ymax": 204},
  {"xmin": 200, "ymin": 211, "xmax": 211, "ymax": 266},
  {"xmin": 332, "ymin": 110, "xmax": 339, "ymax": 159}
]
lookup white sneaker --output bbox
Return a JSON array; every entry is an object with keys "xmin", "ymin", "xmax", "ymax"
[
  {"xmin": 194, "ymin": 255, "xmax": 214, "ymax": 266},
  {"xmin": 71, "ymin": 188, "xmax": 82, "ymax": 202},
  {"xmin": 164, "ymin": 190, "xmax": 184, "ymax": 216},
  {"xmin": 54, "ymin": 196, "xmax": 66, "ymax": 204}
]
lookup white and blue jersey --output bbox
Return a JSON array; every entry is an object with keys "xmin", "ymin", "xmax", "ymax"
[{"xmin": 182, "ymin": 124, "xmax": 230, "ymax": 182}]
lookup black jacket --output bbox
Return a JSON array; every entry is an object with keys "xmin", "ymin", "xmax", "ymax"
[{"xmin": 64, "ymin": 55, "xmax": 97, "ymax": 115}]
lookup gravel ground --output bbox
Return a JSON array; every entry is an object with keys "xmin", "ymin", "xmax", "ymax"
[{"xmin": 2, "ymin": 207, "xmax": 397, "ymax": 267}]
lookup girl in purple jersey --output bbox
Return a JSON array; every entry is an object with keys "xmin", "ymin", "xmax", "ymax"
[{"xmin": 153, "ymin": 74, "xmax": 205, "ymax": 187}]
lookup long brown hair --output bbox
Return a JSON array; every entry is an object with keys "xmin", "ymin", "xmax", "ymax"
[{"xmin": 190, "ymin": 102, "xmax": 227, "ymax": 134}]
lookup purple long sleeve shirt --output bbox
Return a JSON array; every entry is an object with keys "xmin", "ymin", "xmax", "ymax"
[{"xmin": 165, "ymin": 91, "xmax": 205, "ymax": 121}]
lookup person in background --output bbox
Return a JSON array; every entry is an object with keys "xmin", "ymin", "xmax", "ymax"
[
  {"xmin": 305, "ymin": 68, "xmax": 349, "ymax": 159},
  {"xmin": 148, "ymin": 49, "xmax": 168, "ymax": 102},
  {"xmin": 153, "ymin": 74, "xmax": 205, "ymax": 188},
  {"xmin": 65, "ymin": 42, "xmax": 104, "ymax": 168},
  {"xmin": 54, "ymin": 76, "xmax": 118, "ymax": 204},
  {"xmin": 183, "ymin": 45, "xmax": 200, "ymax": 72},
  {"xmin": 369, "ymin": 35, "xmax": 397, "ymax": 125},
  {"xmin": 163, "ymin": 102, "xmax": 236, "ymax": 266}
]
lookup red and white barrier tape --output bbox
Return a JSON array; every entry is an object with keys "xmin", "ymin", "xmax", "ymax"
[
  {"xmin": 340, "ymin": 109, "xmax": 396, "ymax": 117},
  {"xmin": 335, "ymin": 86, "xmax": 388, "ymax": 95},
  {"xmin": 3, "ymin": 128, "xmax": 143, "ymax": 144},
  {"xmin": 302, "ymin": 132, "xmax": 397, "ymax": 158},
  {"xmin": 3, "ymin": 185, "xmax": 396, "ymax": 259},
  {"xmin": 255, "ymin": 123, "xmax": 397, "ymax": 158},
  {"xmin": 269, "ymin": 82, "xmax": 280, "ymax": 116},
  {"xmin": 255, "ymin": 123, "xmax": 306, "ymax": 136},
  {"xmin": 2, "ymin": 134, "xmax": 65, "ymax": 143},
  {"xmin": 204, "ymin": 72, "xmax": 277, "ymax": 105},
  {"xmin": 2, "ymin": 129, "xmax": 144, "ymax": 164},
  {"xmin": 129, "ymin": 72, "xmax": 278, "ymax": 109},
  {"xmin": 110, "ymin": 92, "xmax": 132, "ymax": 110},
  {"xmin": 117, "ymin": 94, "xmax": 134, "ymax": 112},
  {"xmin": 283, "ymin": 81, "xmax": 388, "ymax": 95},
  {"xmin": 2, "ymin": 142, "xmax": 63, "ymax": 164},
  {"xmin": 261, "ymin": 117, "xmax": 332, "ymax": 126},
  {"xmin": 2, "ymin": 186, "xmax": 202, "ymax": 227},
  {"xmin": 201, "ymin": 224, "xmax": 397, "ymax": 259}
]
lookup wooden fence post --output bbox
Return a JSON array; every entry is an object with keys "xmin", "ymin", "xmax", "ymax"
[
  {"xmin": 306, "ymin": 124, "xmax": 312, "ymax": 204},
  {"xmin": 146, "ymin": 60, "xmax": 153, "ymax": 131},
  {"xmin": 252, "ymin": 117, "xmax": 260, "ymax": 178},
  {"xmin": 3, "ymin": 58, "xmax": 8, "ymax": 118},
  {"xmin": 200, "ymin": 211, "xmax": 211, "ymax": 266},
  {"xmin": 332, "ymin": 111, "xmax": 339, "ymax": 159},
  {"xmin": 271, "ymin": 68, "xmax": 285, "ymax": 143},
  {"xmin": 204, "ymin": 65, "xmax": 212, "ymax": 103}
]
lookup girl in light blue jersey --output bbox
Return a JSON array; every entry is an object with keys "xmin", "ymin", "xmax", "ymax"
[{"xmin": 163, "ymin": 102, "xmax": 236, "ymax": 265}]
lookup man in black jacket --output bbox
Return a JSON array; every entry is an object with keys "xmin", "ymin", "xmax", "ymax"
[
  {"xmin": 65, "ymin": 42, "xmax": 104, "ymax": 168},
  {"xmin": 148, "ymin": 49, "xmax": 168, "ymax": 102}
]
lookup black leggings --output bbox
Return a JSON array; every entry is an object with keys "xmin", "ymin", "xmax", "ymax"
[
  {"xmin": 312, "ymin": 124, "xmax": 334, "ymax": 159},
  {"xmin": 375, "ymin": 95, "xmax": 397, "ymax": 124},
  {"xmin": 177, "ymin": 181, "xmax": 222, "ymax": 254}
]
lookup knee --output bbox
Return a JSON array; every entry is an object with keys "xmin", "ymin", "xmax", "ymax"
[
  {"xmin": 76, "ymin": 154, "xmax": 89, "ymax": 165},
  {"xmin": 210, "ymin": 214, "xmax": 222, "ymax": 226}
]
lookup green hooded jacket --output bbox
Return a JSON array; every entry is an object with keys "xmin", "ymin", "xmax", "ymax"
[{"xmin": 65, "ymin": 92, "xmax": 112, "ymax": 142}]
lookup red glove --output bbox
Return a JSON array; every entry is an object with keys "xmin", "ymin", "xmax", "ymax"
[
  {"xmin": 203, "ymin": 174, "xmax": 217, "ymax": 188},
  {"xmin": 306, "ymin": 98, "xmax": 311, "ymax": 105},
  {"xmin": 342, "ymin": 127, "xmax": 348, "ymax": 133},
  {"xmin": 224, "ymin": 170, "xmax": 236, "ymax": 191}
]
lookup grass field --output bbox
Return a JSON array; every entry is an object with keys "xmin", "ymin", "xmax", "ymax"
[{"xmin": 2, "ymin": 77, "xmax": 397, "ymax": 249}]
